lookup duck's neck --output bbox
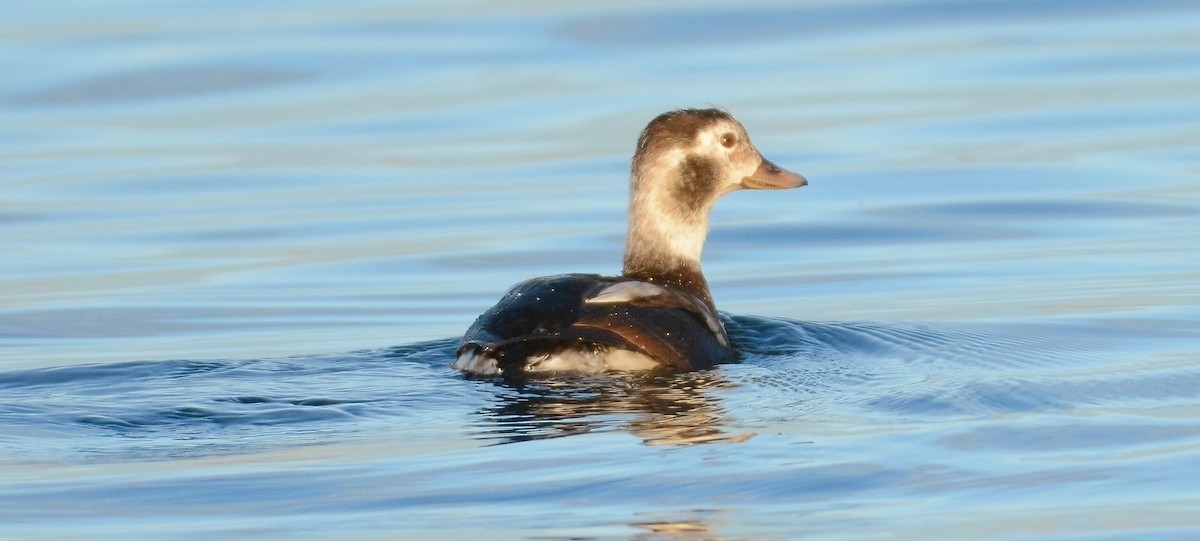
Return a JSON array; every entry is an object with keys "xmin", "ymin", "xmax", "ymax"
[{"xmin": 621, "ymin": 162, "xmax": 716, "ymax": 308}]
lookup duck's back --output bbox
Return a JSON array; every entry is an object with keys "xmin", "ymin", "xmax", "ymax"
[{"xmin": 454, "ymin": 274, "xmax": 734, "ymax": 376}]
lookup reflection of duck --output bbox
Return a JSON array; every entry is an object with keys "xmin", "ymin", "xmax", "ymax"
[
  {"xmin": 473, "ymin": 372, "xmax": 752, "ymax": 446},
  {"xmin": 455, "ymin": 109, "xmax": 806, "ymax": 377}
]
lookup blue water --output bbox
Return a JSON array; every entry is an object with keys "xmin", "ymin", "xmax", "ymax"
[{"xmin": 2, "ymin": 1, "xmax": 1199, "ymax": 539}]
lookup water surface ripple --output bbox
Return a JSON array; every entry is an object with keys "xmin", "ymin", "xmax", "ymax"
[{"xmin": 2, "ymin": 0, "xmax": 1199, "ymax": 540}]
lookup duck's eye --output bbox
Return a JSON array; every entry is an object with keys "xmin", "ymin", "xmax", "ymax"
[{"xmin": 719, "ymin": 133, "xmax": 737, "ymax": 148}]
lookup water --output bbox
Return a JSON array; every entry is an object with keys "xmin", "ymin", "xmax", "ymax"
[{"xmin": 2, "ymin": 0, "xmax": 1198, "ymax": 539}]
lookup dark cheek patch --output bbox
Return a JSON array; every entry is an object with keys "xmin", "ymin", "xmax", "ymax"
[{"xmin": 673, "ymin": 156, "xmax": 719, "ymax": 218}]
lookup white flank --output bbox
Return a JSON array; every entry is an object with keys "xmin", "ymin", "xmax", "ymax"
[
  {"xmin": 454, "ymin": 347, "xmax": 660, "ymax": 376},
  {"xmin": 524, "ymin": 348, "xmax": 660, "ymax": 374},
  {"xmin": 451, "ymin": 350, "xmax": 499, "ymax": 375}
]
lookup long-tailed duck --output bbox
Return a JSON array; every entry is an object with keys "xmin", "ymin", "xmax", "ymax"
[{"xmin": 454, "ymin": 108, "xmax": 806, "ymax": 377}]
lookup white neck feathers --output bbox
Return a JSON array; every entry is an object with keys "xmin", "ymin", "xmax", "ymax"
[{"xmin": 623, "ymin": 151, "xmax": 713, "ymax": 275}]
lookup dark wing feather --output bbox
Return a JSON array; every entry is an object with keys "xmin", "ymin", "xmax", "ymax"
[
  {"xmin": 458, "ymin": 274, "xmax": 734, "ymax": 372},
  {"xmin": 573, "ymin": 299, "xmax": 734, "ymax": 370}
]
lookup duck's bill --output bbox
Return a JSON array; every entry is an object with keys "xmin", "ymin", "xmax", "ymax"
[{"xmin": 742, "ymin": 157, "xmax": 807, "ymax": 190}]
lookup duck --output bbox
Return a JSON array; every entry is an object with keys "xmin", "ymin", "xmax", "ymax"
[{"xmin": 454, "ymin": 108, "xmax": 806, "ymax": 377}]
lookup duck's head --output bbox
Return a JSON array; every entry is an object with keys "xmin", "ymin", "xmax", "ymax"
[
  {"xmin": 632, "ymin": 109, "xmax": 806, "ymax": 211},
  {"xmin": 625, "ymin": 108, "xmax": 806, "ymax": 277}
]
